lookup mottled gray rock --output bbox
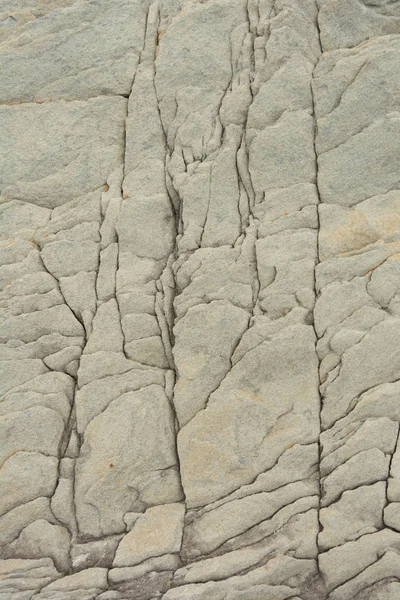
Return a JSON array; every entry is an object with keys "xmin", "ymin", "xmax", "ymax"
[
  {"xmin": 0, "ymin": 0, "xmax": 148, "ymax": 103},
  {"xmin": 0, "ymin": 498, "xmax": 57, "ymax": 546},
  {"xmin": 6, "ymin": 519, "xmax": 71, "ymax": 572},
  {"xmin": 35, "ymin": 568, "xmax": 108, "ymax": 600},
  {"xmin": 113, "ymin": 503, "xmax": 185, "ymax": 567},
  {"xmin": 1, "ymin": 0, "xmax": 400, "ymax": 598},
  {"xmin": 318, "ymin": 0, "xmax": 400, "ymax": 51},
  {"xmin": 0, "ymin": 452, "xmax": 59, "ymax": 517},
  {"xmin": 172, "ymin": 300, "xmax": 250, "ymax": 426},
  {"xmin": 71, "ymin": 538, "xmax": 121, "ymax": 571},
  {"xmin": 0, "ymin": 98, "xmax": 126, "ymax": 208},
  {"xmin": 0, "ymin": 558, "xmax": 61, "ymax": 600},
  {"xmin": 75, "ymin": 385, "xmax": 183, "ymax": 537},
  {"xmin": 178, "ymin": 324, "xmax": 320, "ymax": 508},
  {"xmin": 314, "ymin": 20, "xmax": 400, "ymax": 598}
]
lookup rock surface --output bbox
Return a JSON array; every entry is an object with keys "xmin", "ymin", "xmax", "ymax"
[{"xmin": 0, "ymin": 0, "xmax": 399, "ymax": 598}]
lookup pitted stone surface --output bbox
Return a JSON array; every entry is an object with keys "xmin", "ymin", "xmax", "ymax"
[{"xmin": 1, "ymin": 0, "xmax": 399, "ymax": 598}]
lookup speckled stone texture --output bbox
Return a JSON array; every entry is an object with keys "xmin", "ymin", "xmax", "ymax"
[{"xmin": 1, "ymin": 1, "xmax": 400, "ymax": 599}]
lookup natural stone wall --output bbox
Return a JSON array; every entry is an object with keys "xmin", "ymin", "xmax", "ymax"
[{"xmin": 0, "ymin": 1, "xmax": 399, "ymax": 599}]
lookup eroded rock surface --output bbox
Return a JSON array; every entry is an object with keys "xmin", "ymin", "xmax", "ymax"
[{"xmin": 1, "ymin": 0, "xmax": 399, "ymax": 598}]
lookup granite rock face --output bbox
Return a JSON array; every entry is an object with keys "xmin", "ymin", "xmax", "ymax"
[{"xmin": 0, "ymin": 1, "xmax": 399, "ymax": 598}]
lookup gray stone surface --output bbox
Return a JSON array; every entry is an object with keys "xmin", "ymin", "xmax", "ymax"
[{"xmin": 1, "ymin": 0, "xmax": 399, "ymax": 598}]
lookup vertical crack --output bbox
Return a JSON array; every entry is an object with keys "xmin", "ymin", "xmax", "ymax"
[
  {"xmin": 384, "ymin": 423, "xmax": 400, "ymax": 519},
  {"xmin": 310, "ymin": 4, "xmax": 326, "ymax": 590},
  {"xmin": 115, "ymin": 1, "xmax": 152, "ymax": 360},
  {"xmin": 153, "ymin": 9, "xmax": 187, "ymax": 508}
]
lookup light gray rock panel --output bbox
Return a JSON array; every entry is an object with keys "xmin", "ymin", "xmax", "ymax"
[{"xmin": 1, "ymin": 0, "xmax": 399, "ymax": 598}]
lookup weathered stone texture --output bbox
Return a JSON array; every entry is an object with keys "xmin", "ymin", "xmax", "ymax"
[{"xmin": 0, "ymin": 0, "xmax": 399, "ymax": 598}]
